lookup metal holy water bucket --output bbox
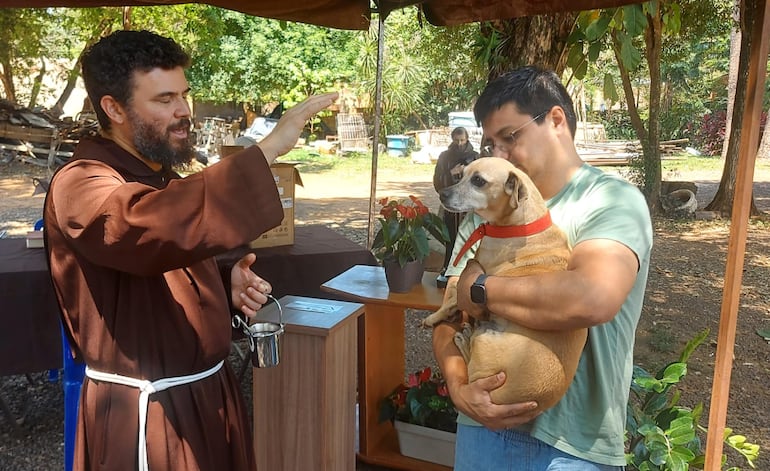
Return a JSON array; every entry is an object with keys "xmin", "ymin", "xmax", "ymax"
[{"xmin": 232, "ymin": 295, "xmax": 284, "ymax": 368}]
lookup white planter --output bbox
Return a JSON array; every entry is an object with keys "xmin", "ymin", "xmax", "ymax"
[{"xmin": 394, "ymin": 420, "xmax": 456, "ymax": 467}]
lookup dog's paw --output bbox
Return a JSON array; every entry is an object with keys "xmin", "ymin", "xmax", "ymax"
[
  {"xmin": 453, "ymin": 331, "xmax": 472, "ymax": 363},
  {"xmin": 422, "ymin": 312, "xmax": 443, "ymax": 328},
  {"xmin": 460, "ymin": 322, "xmax": 473, "ymax": 338}
]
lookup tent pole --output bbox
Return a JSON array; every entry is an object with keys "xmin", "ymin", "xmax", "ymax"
[
  {"xmin": 366, "ymin": 12, "xmax": 386, "ymax": 248},
  {"xmin": 703, "ymin": 0, "xmax": 769, "ymax": 468}
]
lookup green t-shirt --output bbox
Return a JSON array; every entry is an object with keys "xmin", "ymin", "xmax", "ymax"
[{"xmin": 445, "ymin": 163, "xmax": 653, "ymax": 466}]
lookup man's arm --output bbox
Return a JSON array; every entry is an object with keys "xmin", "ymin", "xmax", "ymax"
[{"xmin": 456, "ymin": 238, "xmax": 639, "ymax": 330}]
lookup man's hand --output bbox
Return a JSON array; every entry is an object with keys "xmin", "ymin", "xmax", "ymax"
[
  {"xmin": 258, "ymin": 92, "xmax": 339, "ymax": 163},
  {"xmin": 230, "ymin": 253, "xmax": 272, "ymax": 318},
  {"xmin": 456, "ymin": 260, "xmax": 486, "ymax": 319},
  {"xmin": 449, "ymin": 372, "xmax": 540, "ymax": 430}
]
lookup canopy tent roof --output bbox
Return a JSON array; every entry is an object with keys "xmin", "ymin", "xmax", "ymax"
[
  {"xmin": 3, "ymin": 2, "xmax": 769, "ymax": 470},
  {"xmin": 10, "ymin": 0, "xmax": 644, "ymax": 30}
]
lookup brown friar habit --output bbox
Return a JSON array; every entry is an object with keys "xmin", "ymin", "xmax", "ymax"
[{"xmin": 44, "ymin": 136, "xmax": 284, "ymax": 471}]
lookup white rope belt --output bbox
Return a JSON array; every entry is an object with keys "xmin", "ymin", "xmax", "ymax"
[{"xmin": 85, "ymin": 360, "xmax": 224, "ymax": 471}]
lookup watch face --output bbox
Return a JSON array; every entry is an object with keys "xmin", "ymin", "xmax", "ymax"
[
  {"xmin": 471, "ymin": 275, "xmax": 487, "ymax": 304},
  {"xmin": 470, "ymin": 284, "xmax": 484, "ymax": 304}
]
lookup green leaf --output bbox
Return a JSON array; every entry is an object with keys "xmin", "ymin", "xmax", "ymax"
[
  {"xmin": 587, "ymin": 41, "xmax": 602, "ymax": 62},
  {"xmin": 725, "ymin": 432, "xmax": 760, "ymax": 466},
  {"xmin": 662, "ymin": 4, "xmax": 682, "ymax": 34},
  {"xmin": 668, "ymin": 417, "xmax": 695, "ymax": 445},
  {"xmin": 638, "ymin": 423, "xmax": 664, "ymax": 437},
  {"xmin": 622, "ymin": 4, "xmax": 646, "ymax": 37},
  {"xmin": 649, "ymin": 447, "xmax": 669, "ymax": 466},
  {"xmin": 585, "ymin": 12, "xmax": 612, "ymax": 42},
  {"xmin": 566, "ymin": 28, "xmax": 585, "ymax": 45},
  {"xmin": 661, "ymin": 362, "xmax": 687, "ymax": 383},
  {"xmin": 669, "ymin": 447, "xmax": 695, "ymax": 470},
  {"xmin": 573, "ymin": 60, "xmax": 588, "ymax": 80},
  {"xmin": 756, "ymin": 327, "xmax": 770, "ymax": 340},
  {"xmin": 680, "ymin": 329, "xmax": 709, "ymax": 363},
  {"xmin": 567, "ymin": 42, "xmax": 585, "ymax": 70},
  {"xmin": 619, "ymin": 34, "xmax": 642, "ymax": 70},
  {"xmin": 603, "ymin": 73, "xmax": 619, "ymax": 103}
]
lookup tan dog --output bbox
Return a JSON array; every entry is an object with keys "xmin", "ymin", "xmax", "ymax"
[{"xmin": 423, "ymin": 158, "xmax": 587, "ymax": 412}]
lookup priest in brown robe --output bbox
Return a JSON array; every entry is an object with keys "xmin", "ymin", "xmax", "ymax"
[{"xmin": 44, "ymin": 30, "xmax": 338, "ymax": 471}]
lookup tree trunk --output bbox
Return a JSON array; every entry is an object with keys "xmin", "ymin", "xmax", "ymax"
[
  {"xmin": 611, "ymin": 11, "xmax": 663, "ymax": 215},
  {"xmin": 483, "ymin": 13, "xmax": 578, "ymax": 80},
  {"xmin": 28, "ymin": 57, "xmax": 46, "ymax": 108},
  {"xmin": 122, "ymin": 7, "xmax": 132, "ymax": 30},
  {"xmin": 705, "ymin": 0, "xmax": 761, "ymax": 216},
  {"xmin": 758, "ymin": 107, "xmax": 770, "ymax": 159},
  {"xmin": 0, "ymin": 57, "xmax": 16, "ymax": 103},
  {"xmin": 721, "ymin": 0, "xmax": 741, "ymax": 159},
  {"xmin": 643, "ymin": 7, "xmax": 663, "ymax": 213}
]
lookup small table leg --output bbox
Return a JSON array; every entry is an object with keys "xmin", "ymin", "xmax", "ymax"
[{"xmin": 357, "ymin": 303, "xmax": 406, "ymax": 457}]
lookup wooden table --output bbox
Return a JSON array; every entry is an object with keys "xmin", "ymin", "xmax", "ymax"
[
  {"xmin": 0, "ymin": 226, "xmax": 376, "ymax": 377},
  {"xmin": 321, "ymin": 265, "xmax": 450, "ymax": 471}
]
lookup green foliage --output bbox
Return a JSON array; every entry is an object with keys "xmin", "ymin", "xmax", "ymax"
[
  {"xmin": 0, "ymin": 8, "xmax": 56, "ymax": 105},
  {"xmin": 356, "ymin": 9, "xmax": 485, "ymax": 135},
  {"xmin": 626, "ymin": 329, "xmax": 760, "ymax": 470},
  {"xmin": 589, "ymin": 110, "xmax": 637, "ymax": 140},
  {"xmin": 184, "ymin": 8, "xmax": 357, "ymax": 108}
]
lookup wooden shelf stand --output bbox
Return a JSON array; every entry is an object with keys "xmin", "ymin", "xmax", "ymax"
[{"xmin": 322, "ymin": 265, "xmax": 451, "ymax": 471}]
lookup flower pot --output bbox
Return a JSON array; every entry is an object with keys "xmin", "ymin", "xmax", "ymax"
[
  {"xmin": 394, "ymin": 420, "xmax": 456, "ymax": 467},
  {"xmin": 383, "ymin": 259, "xmax": 424, "ymax": 293}
]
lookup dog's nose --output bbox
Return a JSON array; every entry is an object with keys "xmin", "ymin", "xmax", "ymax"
[{"xmin": 439, "ymin": 187, "xmax": 452, "ymax": 203}]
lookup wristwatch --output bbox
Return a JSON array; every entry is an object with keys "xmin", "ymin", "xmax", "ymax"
[{"xmin": 470, "ymin": 274, "xmax": 489, "ymax": 304}]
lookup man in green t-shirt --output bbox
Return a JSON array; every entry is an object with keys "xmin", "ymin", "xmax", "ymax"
[{"xmin": 433, "ymin": 66, "xmax": 652, "ymax": 470}]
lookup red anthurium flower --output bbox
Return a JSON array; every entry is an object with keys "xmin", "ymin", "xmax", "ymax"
[
  {"xmin": 408, "ymin": 372, "xmax": 419, "ymax": 387},
  {"xmin": 372, "ymin": 195, "xmax": 449, "ymax": 267},
  {"xmin": 418, "ymin": 367, "xmax": 432, "ymax": 384}
]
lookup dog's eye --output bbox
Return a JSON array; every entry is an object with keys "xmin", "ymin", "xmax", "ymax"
[{"xmin": 470, "ymin": 175, "xmax": 486, "ymax": 188}]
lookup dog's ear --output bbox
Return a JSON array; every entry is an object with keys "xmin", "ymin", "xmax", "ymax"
[{"xmin": 505, "ymin": 171, "xmax": 529, "ymax": 210}]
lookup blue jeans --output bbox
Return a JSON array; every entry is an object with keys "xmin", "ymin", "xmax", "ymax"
[{"xmin": 454, "ymin": 424, "xmax": 625, "ymax": 471}]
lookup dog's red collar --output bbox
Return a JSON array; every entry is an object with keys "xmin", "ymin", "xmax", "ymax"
[{"xmin": 452, "ymin": 212, "xmax": 553, "ymax": 267}]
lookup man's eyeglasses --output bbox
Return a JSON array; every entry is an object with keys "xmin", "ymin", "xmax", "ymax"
[{"xmin": 481, "ymin": 111, "xmax": 547, "ymax": 155}]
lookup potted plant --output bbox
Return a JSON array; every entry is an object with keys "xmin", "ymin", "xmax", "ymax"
[
  {"xmin": 379, "ymin": 367, "xmax": 458, "ymax": 467},
  {"xmin": 371, "ymin": 196, "xmax": 449, "ymax": 292}
]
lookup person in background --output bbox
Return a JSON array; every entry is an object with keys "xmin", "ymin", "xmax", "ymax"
[
  {"xmin": 433, "ymin": 126, "xmax": 480, "ymax": 272},
  {"xmin": 44, "ymin": 29, "xmax": 337, "ymax": 471},
  {"xmin": 432, "ymin": 66, "xmax": 652, "ymax": 470}
]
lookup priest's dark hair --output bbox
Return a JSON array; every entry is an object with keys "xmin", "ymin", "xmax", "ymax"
[{"xmin": 81, "ymin": 30, "xmax": 190, "ymax": 131}]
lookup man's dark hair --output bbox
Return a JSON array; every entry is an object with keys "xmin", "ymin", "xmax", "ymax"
[
  {"xmin": 450, "ymin": 127, "xmax": 469, "ymax": 139},
  {"xmin": 81, "ymin": 30, "xmax": 190, "ymax": 131},
  {"xmin": 474, "ymin": 66, "xmax": 577, "ymax": 138}
]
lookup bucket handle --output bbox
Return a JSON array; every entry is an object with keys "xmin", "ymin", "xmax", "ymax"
[{"xmin": 231, "ymin": 294, "xmax": 283, "ymax": 337}]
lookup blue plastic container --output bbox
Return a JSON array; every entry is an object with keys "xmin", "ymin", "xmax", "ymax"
[{"xmin": 386, "ymin": 135, "xmax": 410, "ymax": 156}]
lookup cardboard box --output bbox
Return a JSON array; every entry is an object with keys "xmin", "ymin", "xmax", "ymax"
[{"xmin": 248, "ymin": 162, "xmax": 302, "ymax": 248}]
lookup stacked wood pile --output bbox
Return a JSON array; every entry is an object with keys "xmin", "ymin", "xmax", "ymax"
[
  {"xmin": 577, "ymin": 138, "xmax": 689, "ymax": 166},
  {"xmin": 0, "ymin": 99, "xmax": 98, "ymax": 167}
]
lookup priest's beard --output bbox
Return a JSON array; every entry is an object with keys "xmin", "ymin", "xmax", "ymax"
[{"xmin": 129, "ymin": 109, "xmax": 194, "ymax": 168}]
